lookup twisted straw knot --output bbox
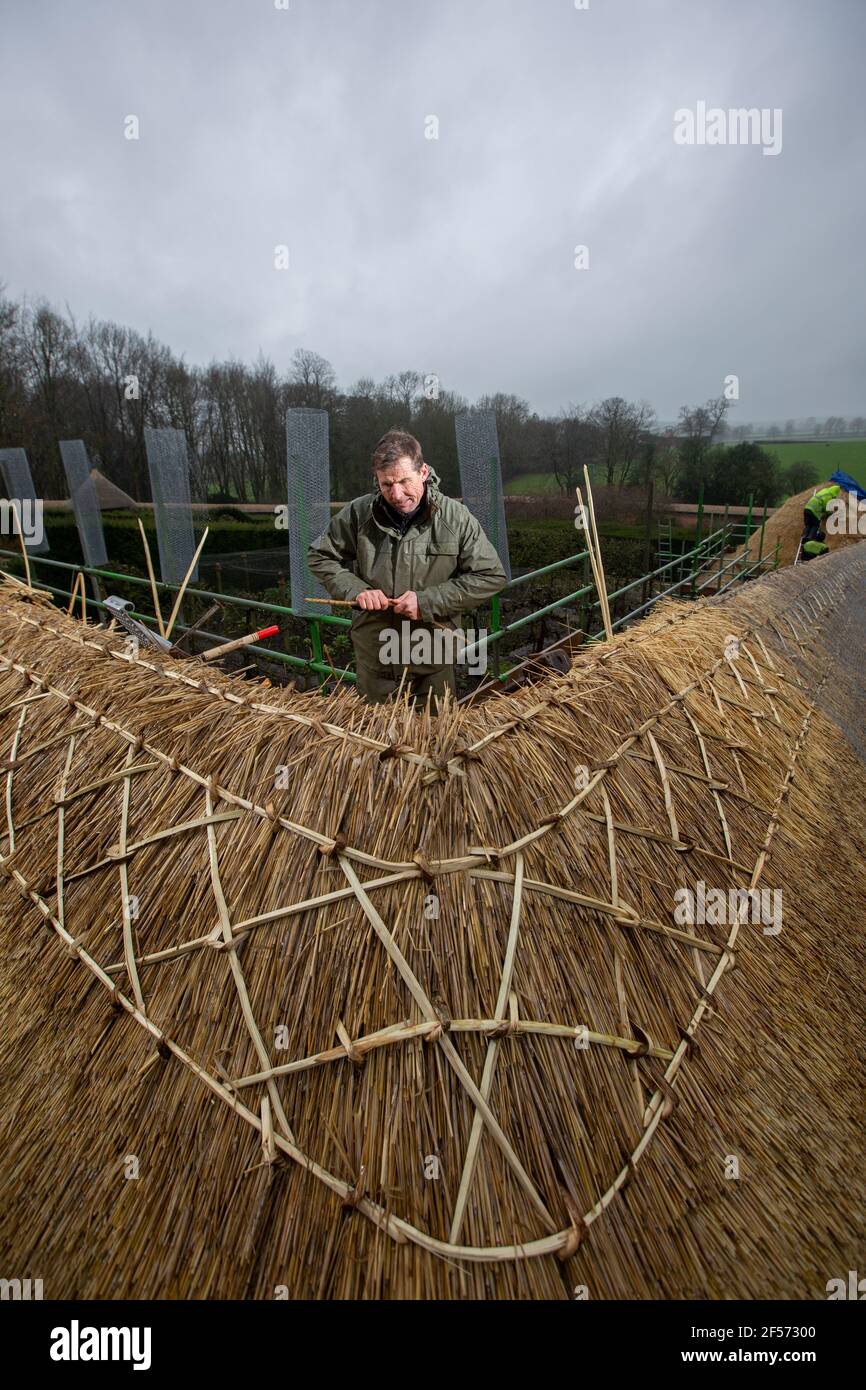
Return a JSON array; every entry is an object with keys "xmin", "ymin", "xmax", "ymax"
[
  {"xmin": 679, "ymin": 1029, "xmax": 701, "ymax": 1059},
  {"xmin": 65, "ymin": 694, "xmax": 77, "ymax": 710},
  {"xmin": 341, "ymin": 1165, "xmax": 367, "ymax": 1212},
  {"xmin": 556, "ymin": 1195, "xmax": 588, "ymax": 1263},
  {"xmin": 489, "ymin": 1017, "xmax": 521, "ymax": 1039},
  {"xmin": 342, "ymin": 1038, "xmax": 364, "ymax": 1066},
  {"xmin": 628, "ymin": 1025, "xmax": 653, "ymax": 1059},
  {"xmin": 412, "ymin": 851, "xmax": 435, "ymax": 883},
  {"xmin": 207, "ymin": 775, "xmax": 220, "ymax": 800},
  {"xmin": 425, "ymin": 1023, "xmax": 444, "ymax": 1044},
  {"xmin": 318, "ymin": 831, "xmax": 348, "ymax": 858},
  {"xmin": 657, "ymin": 1078, "xmax": 679, "ymax": 1119},
  {"xmin": 538, "ymin": 812, "xmax": 564, "ymax": 830},
  {"xmin": 378, "ymin": 742, "xmax": 409, "ymax": 762},
  {"xmin": 131, "ymin": 734, "xmax": 144, "ymax": 754},
  {"xmin": 722, "ymin": 946, "xmax": 737, "ymax": 971},
  {"xmin": 590, "ymin": 758, "xmax": 617, "ymax": 772},
  {"xmin": 167, "ymin": 756, "xmax": 180, "ymax": 774},
  {"xmin": 453, "ymin": 746, "xmax": 481, "ymax": 764},
  {"xmin": 156, "ymin": 1038, "xmax": 171, "ymax": 1060}
]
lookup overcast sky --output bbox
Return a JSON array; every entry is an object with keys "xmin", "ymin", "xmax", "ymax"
[{"xmin": 2, "ymin": 0, "xmax": 863, "ymax": 422}]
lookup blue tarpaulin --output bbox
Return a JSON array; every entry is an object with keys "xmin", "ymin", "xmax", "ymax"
[{"xmin": 831, "ymin": 469, "xmax": 866, "ymax": 502}]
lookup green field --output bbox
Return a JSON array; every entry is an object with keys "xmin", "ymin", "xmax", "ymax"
[
  {"xmin": 505, "ymin": 468, "xmax": 605, "ymax": 496},
  {"xmin": 505, "ymin": 441, "xmax": 866, "ymax": 498},
  {"xmin": 750, "ymin": 438, "xmax": 866, "ymax": 487}
]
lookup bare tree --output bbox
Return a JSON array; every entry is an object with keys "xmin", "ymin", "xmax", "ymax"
[
  {"xmin": 588, "ymin": 397, "xmax": 655, "ymax": 486},
  {"xmin": 289, "ymin": 348, "xmax": 336, "ymax": 408}
]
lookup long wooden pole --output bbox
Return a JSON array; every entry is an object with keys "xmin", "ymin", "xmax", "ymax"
[
  {"xmin": 66, "ymin": 570, "xmax": 83, "ymax": 617},
  {"xmin": 138, "ymin": 518, "xmax": 166, "ymax": 637},
  {"xmin": 165, "ymin": 527, "xmax": 209, "ymax": 639},
  {"xmin": 14, "ymin": 507, "xmax": 32, "ymax": 589},
  {"xmin": 583, "ymin": 467, "xmax": 613, "ymax": 639},
  {"xmin": 576, "ymin": 486, "xmax": 612, "ymax": 641}
]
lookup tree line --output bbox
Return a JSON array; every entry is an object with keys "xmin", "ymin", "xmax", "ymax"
[{"xmin": 0, "ymin": 288, "xmax": 849, "ymax": 508}]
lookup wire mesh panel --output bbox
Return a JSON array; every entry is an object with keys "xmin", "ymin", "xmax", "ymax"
[
  {"xmin": 286, "ymin": 408, "xmax": 332, "ymax": 618},
  {"xmin": 144, "ymin": 427, "xmax": 198, "ymax": 586},
  {"xmin": 0, "ymin": 447, "xmax": 50, "ymax": 554},
  {"xmin": 58, "ymin": 440, "xmax": 108, "ymax": 568},
  {"xmin": 454, "ymin": 410, "xmax": 511, "ymax": 580}
]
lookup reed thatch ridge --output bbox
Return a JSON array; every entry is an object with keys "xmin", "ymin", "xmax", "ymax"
[{"xmin": 1, "ymin": 547, "xmax": 865, "ymax": 1299}]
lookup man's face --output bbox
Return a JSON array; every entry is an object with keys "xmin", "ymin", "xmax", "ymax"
[{"xmin": 374, "ymin": 456, "xmax": 429, "ymax": 512}]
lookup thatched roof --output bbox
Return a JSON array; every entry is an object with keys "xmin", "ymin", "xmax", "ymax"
[
  {"xmin": 1, "ymin": 547, "xmax": 865, "ymax": 1299},
  {"xmin": 743, "ymin": 481, "xmax": 860, "ymax": 568},
  {"xmin": 89, "ymin": 466, "xmax": 140, "ymax": 511}
]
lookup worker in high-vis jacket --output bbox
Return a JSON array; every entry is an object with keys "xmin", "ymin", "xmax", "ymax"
[
  {"xmin": 308, "ymin": 429, "xmax": 507, "ymax": 706},
  {"xmin": 802, "ymin": 534, "xmax": 829, "ymax": 562},
  {"xmin": 802, "ymin": 484, "xmax": 841, "ymax": 548}
]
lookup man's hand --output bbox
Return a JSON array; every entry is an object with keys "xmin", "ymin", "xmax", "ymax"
[
  {"xmin": 356, "ymin": 588, "xmax": 392, "ymax": 612},
  {"xmin": 392, "ymin": 590, "xmax": 420, "ymax": 620}
]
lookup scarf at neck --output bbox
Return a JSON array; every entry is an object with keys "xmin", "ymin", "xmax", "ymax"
[{"xmin": 380, "ymin": 483, "xmax": 427, "ymax": 535}]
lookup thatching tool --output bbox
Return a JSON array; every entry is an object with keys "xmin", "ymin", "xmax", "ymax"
[
  {"xmin": 199, "ymin": 625, "xmax": 280, "ymax": 662},
  {"xmin": 104, "ymin": 596, "xmax": 194, "ymax": 659},
  {"xmin": 171, "ymin": 601, "xmax": 224, "ymax": 651}
]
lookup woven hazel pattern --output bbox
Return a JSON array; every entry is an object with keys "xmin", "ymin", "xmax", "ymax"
[{"xmin": 1, "ymin": 550, "xmax": 865, "ymax": 1297}]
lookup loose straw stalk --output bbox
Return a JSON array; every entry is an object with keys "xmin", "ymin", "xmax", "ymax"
[
  {"xmin": 576, "ymin": 483, "xmax": 612, "ymax": 641},
  {"xmin": 138, "ymin": 519, "xmax": 166, "ymax": 637},
  {"xmin": 14, "ymin": 507, "xmax": 32, "ymax": 589},
  {"xmin": 583, "ymin": 466, "xmax": 613, "ymax": 639},
  {"xmin": 165, "ymin": 527, "xmax": 209, "ymax": 640},
  {"xmin": 66, "ymin": 571, "xmax": 83, "ymax": 618}
]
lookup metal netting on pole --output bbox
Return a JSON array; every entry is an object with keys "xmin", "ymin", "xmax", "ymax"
[
  {"xmin": 144, "ymin": 427, "xmax": 198, "ymax": 586},
  {"xmin": 58, "ymin": 440, "xmax": 108, "ymax": 568},
  {"xmin": 285, "ymin": 408, "xmax": 332, "ymax": 618},
  {"xmin": 455, "ymin": 410, "xmax": 511, "ymax": 580},
  {"xmin": 0, "ymin": 447, "xmax": 50, "ymax": 554}
]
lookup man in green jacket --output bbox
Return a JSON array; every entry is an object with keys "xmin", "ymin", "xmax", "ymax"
[{"xmin": 308, "ymin": 429, "xmax": 507, "ymax": 705}]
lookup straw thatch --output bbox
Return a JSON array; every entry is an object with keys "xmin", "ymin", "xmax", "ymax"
[
  {"xmin": 1, "ymin": 547, "xmax": 865, "ymax": 1299},
  {"xmin": 88, "ymin": 467, "xmax": 140, "ymax": 511},
  {"xmin": 743, "ymin": 481, "xmax": 860, "ymax": 568}
]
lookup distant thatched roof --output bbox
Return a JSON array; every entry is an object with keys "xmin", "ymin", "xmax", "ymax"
[
  {"xmin": 741, "ymin": 481, "xmax": 861, "ymax": 568},
  {"xmin": 89, "ymin": 466, "xmax": 140, "ymax": 511},
  {"xmin": 0, "ymin": 547, "xmax": 865, "ymax": 1299}
]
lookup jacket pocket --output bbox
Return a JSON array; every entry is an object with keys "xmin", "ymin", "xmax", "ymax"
[{"xmin": 424, "ymin": 542, "xmax": 459, "ymax": 585}]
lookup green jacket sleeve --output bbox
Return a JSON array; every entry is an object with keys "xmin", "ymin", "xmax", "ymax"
[
  {"xmin": 415, "ymin": 513, "xmax": 507, "ymax": 622},
  {"xmin": 307, "ymin": 506, "xmax": 369, "ymax": 603}
]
